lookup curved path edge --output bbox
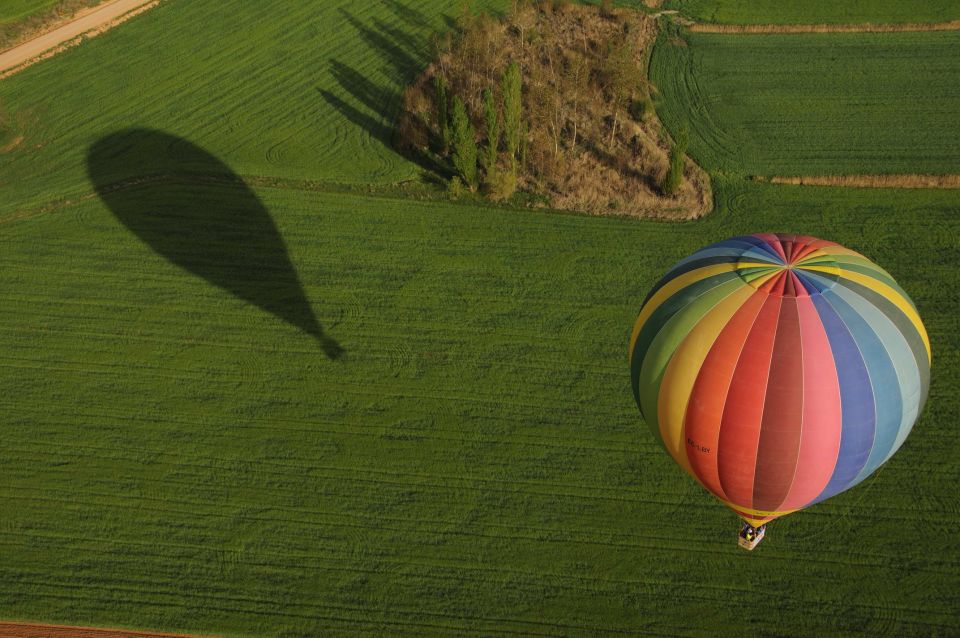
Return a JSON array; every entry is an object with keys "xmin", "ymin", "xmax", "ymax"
[{"xmin": 0, "ymin": 0, "xmax": 160, "ymax": 79}]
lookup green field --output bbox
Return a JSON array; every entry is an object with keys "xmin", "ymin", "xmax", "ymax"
[
  {"xmin": 650, "ymin": 29, "xmax": 960, "ymax": 176},
  {"xmin": 2, "ymin": 176, "xmax": 958, "ymax": 636},
  {"xmin": 664, "ymin": 0, "xmax": 960, "ymax": 25},
  {"xmin": 0, "ymin": 0, "xmax": 504, "ymax": 214},
  {"xmin": 1, "ymin": 0, "xmax": 959, "ymax": 636},
  {"xmin": 0, "ymin": 0, "xmax": 61, "ymax": 25}
]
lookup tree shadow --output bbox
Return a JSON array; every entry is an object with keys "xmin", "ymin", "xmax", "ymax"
[
  {"xmin": 86, "ymin": 128, "xmax": 344, "ymax": 359},
  {"xmin": 319, "ymin": 67, "xmax": 450, "ymax": 179},
  {"xmin": 580, "ymin": 134, "xmax": 662, "ymax": 193},
  {"xmin": 382, "ymin": 0, "xmax": 434, "ymax": 33},
  {"xmin": 320, "ymin": 7, "xmax": 455, "ymax": 179},
  {"xmin": 339, "ymin": 9, "xmax": 431, "ymax": 85}
]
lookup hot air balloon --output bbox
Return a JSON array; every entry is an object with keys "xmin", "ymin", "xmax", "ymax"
[{"xmin": 629, "ymin": 234, "xmax": 930, "ymax": 549}]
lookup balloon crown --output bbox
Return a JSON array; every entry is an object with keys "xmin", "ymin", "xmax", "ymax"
[{"xmin": 735, "ymin": 234, "xmax": 839, "ymax": 296}]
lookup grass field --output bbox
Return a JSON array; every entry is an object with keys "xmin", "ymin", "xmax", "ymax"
[
  {"xmin": 0, "ymin": 0, "xmax": 506, "ymax": 213},
  {"xmin": 0, "ymin": 0, "xmax": 62, "ymax": 25},
  {"xmin": 1, "ymin": 0, "xmax": 959, "ymax": 636},
  {"xmin": 2, "ymin": 176, "xmax": 959, "ymax": 636},
  {"xmin": 650, "ymin": 29, "xmax": 960, "ymax": 176},
  {"xmin": 664, "ymin": 0, "xmax": 960, "ymax": 25}
]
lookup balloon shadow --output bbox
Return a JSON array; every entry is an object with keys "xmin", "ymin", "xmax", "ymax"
[{"xmin": 86, "ymin": 128, "xmax": 343, "ymax": 359}]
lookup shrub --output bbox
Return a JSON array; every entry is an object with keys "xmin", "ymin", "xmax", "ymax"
[
  {"xmin": 484, "ymin": 166, "xmax": 517, "ymax": 201},
  {"xmin": 599, "ymin": 0, "xmax": 615, "ymax": 19},
  {"xmin": 449, "ymin": 175, "xmax": 466, "ymax": 199},
  {"xmin": 629, "ymin": 97, "xmax": 654, "ymax": 122},
  {"xmin": 662, "ymin": 126, "xmax": 689, "ymax": 196}
]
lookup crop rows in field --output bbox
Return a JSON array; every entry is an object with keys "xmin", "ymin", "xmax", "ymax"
[
  {"xmin": 1, "ymin": 175, "xmax": 959, "ymax": 636},
  {"xmin": 0, "ymin": 0, "xmax": 508, "ymax": 215},
  {"xmin": 0, "ymin": 0, "xmax": 958, "ymax": 636},
  {"xmin": 650, "ymin": 28, "xmax": 960, "ymax": 177},
  {"xmin": 663, "ymin": 0, "xmax": 960, "ymax": 25}
]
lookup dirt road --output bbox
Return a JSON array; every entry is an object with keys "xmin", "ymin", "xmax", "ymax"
[
  {"xmin": 688, "ymin": 19, "xmax": 960, "ymax": 33},
  {"xmin": 769, "ymin": 174, "xmax": 960, "ymax": 188},
  {"xmin": 0, "ymin": 0, "xmax": 159, "ymax": 77}
]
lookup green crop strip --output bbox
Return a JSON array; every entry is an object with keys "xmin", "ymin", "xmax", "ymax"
[{"xmin": 650, "ymin": 28, "xmax": 960, "ymax": 177}]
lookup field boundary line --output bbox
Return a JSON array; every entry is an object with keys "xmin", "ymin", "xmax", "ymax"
[
  {"xmin": 0, "ymin": 171, "xmax": 510, "ymax": 226},
  {"xmin": 0, "ymin": 0, "xmax": 161, "ymax": 80},
  {"xmin": 688, "ymin": 20, "xmax": 960, "ymax": 34},
  {"xmin": 766, "ymin": 174, "xmax": 960, "ymax": 189},
  {"xmin": 7, "ymin": 169, "xmax": 959, "ymax": 228},
  {"xmin": 0, "ymin": 620, "xmax": 214, "ymax": 638},
  {"xmin": 21, "ymin": 171, "xmax": 960, "ymax": 232}
]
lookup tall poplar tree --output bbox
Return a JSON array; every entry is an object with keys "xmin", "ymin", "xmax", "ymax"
[
  {"xmin": 451, "ymin": 96, "xmax": 478, "ymax": 189},
  {"xmin": 501, "ymin": 62, "xmax": 523, "ymax": 170}
]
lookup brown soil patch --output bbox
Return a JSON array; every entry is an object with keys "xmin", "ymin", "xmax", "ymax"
[
  {"xmin": 0, "ymin": 134, "xmax": 24, "ymax": 153},
  {"xmin": 689, "ymin": 20, "xmax": 960, "ymax": 34},
  {"xmin": 0, "ymin": 621, "xmax": 214, "ymax": 638},
  {"xmin": 0, "ymin": 0, "xmax": 160, "ymax": 80},
  {"xmin": 769, "ymin": 174, "xmax": 960, "ymax": 189}
]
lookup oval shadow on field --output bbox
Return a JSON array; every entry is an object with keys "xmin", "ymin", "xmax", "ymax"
[{"xmin": 87, "ymin": 128, "xmax": 343, "ymax": 359}]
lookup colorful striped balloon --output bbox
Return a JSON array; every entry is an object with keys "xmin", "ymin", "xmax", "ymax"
[{"xmin": 629, "ymin": 234, "xmax": 930, "ymax": 527}]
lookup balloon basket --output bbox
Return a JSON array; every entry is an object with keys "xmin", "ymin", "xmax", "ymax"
[{"xmin": 738, "ymin": 526, "xmax": 765, "ymax": 550}]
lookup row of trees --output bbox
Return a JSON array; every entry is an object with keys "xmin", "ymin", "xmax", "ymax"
[{"xmin": 437, "ymin": 62, "xmax": 525, "ymax": 200}]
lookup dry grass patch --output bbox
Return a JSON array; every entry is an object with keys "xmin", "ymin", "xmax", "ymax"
[
  {"xmin": 0, "ymin": 133, "xmax": 23, "ymax": 152},
  {"xmin": 0, "ymin": 99, "xmax": 32, "ymax": 153},
  {"xmin": 689, "ymin": 20, "xmax": 960, "ymax": 33}
]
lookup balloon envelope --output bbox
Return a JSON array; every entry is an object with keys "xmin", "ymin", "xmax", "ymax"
[{"xmin": 629, "ymin": 234, "xmax": 930, "ymax": 526}]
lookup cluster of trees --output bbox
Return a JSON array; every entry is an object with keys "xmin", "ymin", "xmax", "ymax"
[{"xmin": 396, "ymin": 1, "xmax": 696, "ymax": 213}]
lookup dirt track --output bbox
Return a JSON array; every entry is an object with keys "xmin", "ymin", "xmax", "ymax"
[
  {"xmin": 0, "ymin": 0, "xmax": 159, "ymax": 77},
  {"xmin": 0, "ymin": 622, "xmax": 212, "ymax": 638},
  {"xmin": 689, "ymin": 20, "xmax": 960, "ymax": 33},
  {"xmin": 769, "ymin": 174, "xmax": 960, "ymax": 189}
]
